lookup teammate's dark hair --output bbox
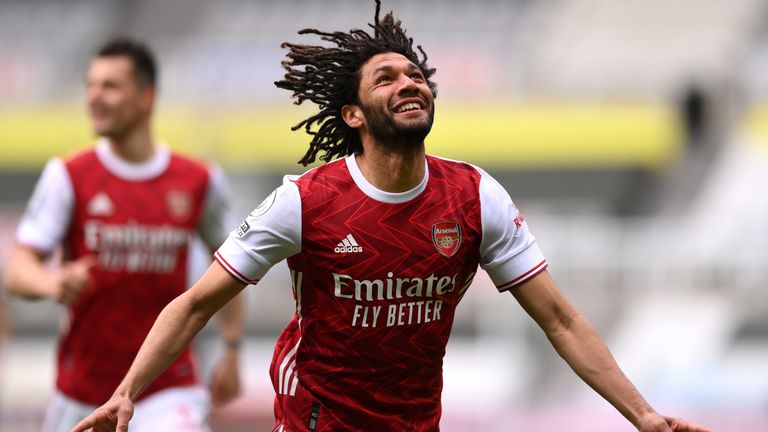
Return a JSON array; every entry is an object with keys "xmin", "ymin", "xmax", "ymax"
[
  {"xmin": 275, "ymin": 0, "xmax": 437, "ymax": 166},
  {"xmin": 96, "ymin": 37, "xmax": 158, "ymax": 88}
]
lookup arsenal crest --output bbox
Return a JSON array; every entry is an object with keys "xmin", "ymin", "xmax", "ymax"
[
  {"xmin": 166, "ymin": 190, "xmax": 193, "ymax": 221},
  {"xmin": 432, "ymin": 221, "xmax": 462, "ymax": 257}
]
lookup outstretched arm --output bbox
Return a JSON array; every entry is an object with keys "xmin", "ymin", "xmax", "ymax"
[
  {"xmin": 70, "ymin": 262, "xmax": 246, "ymax": 432},
  {"xmin": 511, "ymin": 270, "xmax": 712, "ymax": 432}
]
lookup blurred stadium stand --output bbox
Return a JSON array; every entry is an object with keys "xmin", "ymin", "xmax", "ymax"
[{"xmin": 2, "ymin": 0, "xmax": 768, "ymax": 431}]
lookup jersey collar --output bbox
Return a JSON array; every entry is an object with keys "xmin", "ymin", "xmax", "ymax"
[
  {"xmin": 345, "ymin": 154, "xmax": 429, "ymax": 204},
  {"xmin": 95, "ymin": 139, "xmax": 171, "ymax": 181}
]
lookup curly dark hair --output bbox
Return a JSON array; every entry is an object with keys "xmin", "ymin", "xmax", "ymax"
[{"xmin": 275, "ymin": 0, "xmax": 437, "ymax": 166}]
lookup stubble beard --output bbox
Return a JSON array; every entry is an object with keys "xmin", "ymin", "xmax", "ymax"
[
  {"xmin": 361, "ymin": 102, "xmax": 435, "ymax": 153},
  {"xmin": 91, "ymin": 108, "xmax": 145, "ymax": 140}
]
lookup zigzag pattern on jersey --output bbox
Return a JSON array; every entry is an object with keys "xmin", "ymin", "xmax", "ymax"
[{"xmin": 276, "ymin": 156, "xmax": 484, "ymax": 431}]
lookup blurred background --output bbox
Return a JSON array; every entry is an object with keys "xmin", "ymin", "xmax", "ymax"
[{"xmin": 2, "ymin": 0, "xmax": 768, "ymax": 430}]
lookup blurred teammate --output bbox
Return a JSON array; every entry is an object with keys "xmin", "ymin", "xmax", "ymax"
[
  {"xmin": 0, "ymin": 287, "xmax": 7, "ymax": 362},
  {"xmin": 0, "ymin": 287, "xmax": 6, "ymax": 423},
  {"xmin": 71, "ymin": 3, "xmax": 712, "ymax": 432},
  {"xmin": 0, "ymin": 284, "xmax": 7, "ymax": 342},
  {"xmin": 2, "ymin": 38, "xmax": 244, "ymax": 432}
]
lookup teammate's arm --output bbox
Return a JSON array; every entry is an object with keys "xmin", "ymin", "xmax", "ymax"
[
  {"xmin": 511, "ymin": 270, "xmax": 712, "ymax": 432},
  {"xmin": 3, "ymin": 246, "xmax": 95, "ymax": 305},
  {"xmin": 70, "ymin": 261, "xmax": 246, "ymax": 432},
  {"xmin": 197, "ymin": 163, "xmax": 246, "ymax": 406},
  {"xmin": 5, "ymin": 158, "xmax": 83, "ymax": 304},
  {"xmin": 207, "ymin": 270, "xmax": 245, "ymax": 407}
]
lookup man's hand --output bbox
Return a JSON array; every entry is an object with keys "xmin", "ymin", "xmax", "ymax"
[
  {"xmin": 208, "ymin": 347, "xmax": 241, "ymax": 407},
  {"xmin": 637, "ymin": 413, "xmax": 714, "ymax": 432},
  {"xmin": 70, "ymin": 395, "xmax": 134, "ymax": 432},
  {"xmin": 55, "ymin": 255, "xmax": 96, "ymax": 305}
]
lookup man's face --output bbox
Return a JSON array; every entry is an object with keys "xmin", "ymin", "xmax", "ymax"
[
  {"xmin": 86, "ymin": 56, "xmax": 153, "ymax": 138},
  {"xmin": 355, "ymin": 52, "xmax": 435, "ymax": 147}
]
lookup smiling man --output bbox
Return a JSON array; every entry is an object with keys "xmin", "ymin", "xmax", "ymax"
[
  {"xmin": 3, "ymin": 38, "xmax": 245, "ymax": 432},
  {"xmin": 72, "ymin": 4, "xmax": 711, "ymax": 432}
]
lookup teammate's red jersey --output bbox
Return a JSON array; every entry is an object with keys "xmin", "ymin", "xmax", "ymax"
[
  {"xmin": 216, "ymin": 155, "xmax": 547, "ymax": 431},
  {"xmin": 60, "ymin": 148, "xmax": 206, "ymax": 404},
  {"xmin": 17, "ymin": 141, "xmax": 231, "ymax": 405}
]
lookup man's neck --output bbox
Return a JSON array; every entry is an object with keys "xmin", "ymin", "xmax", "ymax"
[
  {"xmin": 106, "ymin": 127, "xmax": 155, "ymax": 163},
  {"xmin": 355, "ymin": 142, "xmax": 426, "ymax": 193}
]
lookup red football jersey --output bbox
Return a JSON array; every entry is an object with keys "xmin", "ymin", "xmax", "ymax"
[
  {"xmin": 216, "ymin": 155, "xmax": 547, "ymax": 431},
  {"xmin": 61, "ymin": 148, "xmax": 209, "ymax": 404},
  {"xmin": 17, "ymin": 142, "xmax": 223, "ymax": 405}
]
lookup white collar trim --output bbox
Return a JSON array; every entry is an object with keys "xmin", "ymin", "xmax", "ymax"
[
  {"xmin": 95, "ymin": 139, "xmax": 170, "ymax": 181},
  {"xmin": 345, "ymin": 154, "xmax": 429, "ymax": 204}
]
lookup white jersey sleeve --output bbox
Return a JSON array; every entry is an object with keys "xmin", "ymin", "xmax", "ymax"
[
  {"xmin": 197, "ymin": 163, "xmax": 235, "ymax": 252},
  {"xmin": 214, "ymin": 176, "xmax": 302, "ymax": 284},
  {"xmin": 16, "ymin": 158, "xmax": 75, "ymax": 254},
  {"xmin": 477, "ymin": 168, "xmax": 548, "ymax": 291}
]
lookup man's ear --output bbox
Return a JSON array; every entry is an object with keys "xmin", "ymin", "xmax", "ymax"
[
  {"xmin": 140, "ymin": 86, "xmax": 156, "ymax": 113},
  {"xmin": 341, "ymin": 104, "xmax": 364, "ymax": 128}
]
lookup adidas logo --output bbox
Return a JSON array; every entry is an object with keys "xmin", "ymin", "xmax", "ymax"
[
  {"xmin": 87, "ymin": 192, "xmax": 114, "ymax": 216},
  {"xmin": 334, "ymin": 234, "xmax": 363, "ymax": 253}
]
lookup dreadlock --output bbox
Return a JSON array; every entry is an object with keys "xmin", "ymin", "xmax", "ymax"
[{"xmin": 275, "ymin": 0, "xmax": 437, "ymax": 166}]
